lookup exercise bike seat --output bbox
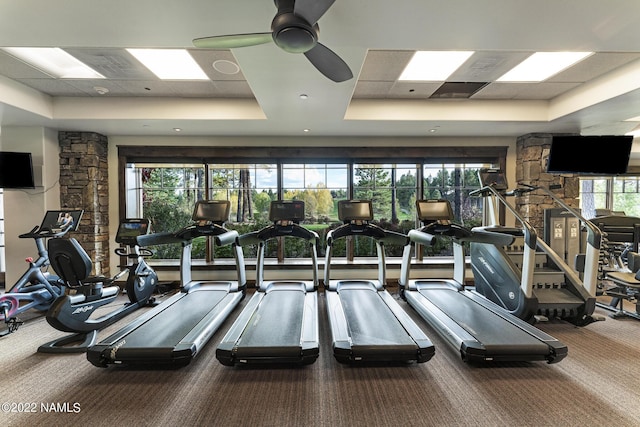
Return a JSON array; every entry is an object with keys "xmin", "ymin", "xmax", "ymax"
[{"xmin": 48, "ymin": 238, "xmax": 113, "ymax": 288}]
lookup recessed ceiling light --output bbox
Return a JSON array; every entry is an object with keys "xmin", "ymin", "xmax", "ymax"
[
  {"xmin": 2, "ymin": 47, "xmax": 105, "ymax": 79},
  {"xmin": 399, "ymin": 51, "xmax": 474, "ymax": 81},
  {"xmin": 303, "ymin": 129, "xmax": 310, "ymax": 133},
  {"xmin": 212, "ymin": 59, "xmax": 240, "ymax": 75},
  {"xmin": 497, "ymin": 51, "xmax": 593, "ymax": 82},
  {"xmin": 173, "ymin": 128, "xmax": 182, "ymax": 132},
  {"xmin": 299, "ymin": 94, "xmax": 309, "ymax": 100},
  {"xmin": 127, "ymin": 49, "xmax": 208, "ymax": 80}
]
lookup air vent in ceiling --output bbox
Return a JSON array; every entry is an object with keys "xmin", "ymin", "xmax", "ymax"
[{"xmin": 429, "ymin": 82, "xmax": 489, "ymax": 99}]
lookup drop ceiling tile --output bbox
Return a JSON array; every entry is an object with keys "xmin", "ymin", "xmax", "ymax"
[
  {"xmin": 358, "ymin": 50, "xmax": 414, "ymax": 81},
  {"xmin": 14, "ymin": 78, "xmax": 88, "ymax": 96},
  {"xmin": 352, "ymin": 81, "xmax": 395, "ymax": 98},
  {"xmin": 388, "ymin": 81, "xmax": 442, "ymax": 98},
  {"xmin": 548, "ymin": 52, "xmax": 640, "ymax": 82}
]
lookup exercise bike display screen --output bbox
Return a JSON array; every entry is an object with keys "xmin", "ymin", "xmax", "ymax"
[
  {"xmin": 416, "ymin": 200, "xmax": 454, "ymax": 221},
  {"xmin": 192, "ymin": 200, "xmax": 231, "ymax": 222},
  {"xmin": 338, "ymin": 200, "xmax": 373, "ymax": 222},
  {"xmin": 40, "ymin": 210, "xmax": 83, "ymax": 233},
  {"xmin": 269, "ymin": 200, "xmax": 305, "ymax": 222},
  {"xmin": 478, "ymin": 168, "xmax": 508, "ymax": 191},
  {"xmin": 116, "ymin": 219, "xmax": 150, "ymax": 245}
]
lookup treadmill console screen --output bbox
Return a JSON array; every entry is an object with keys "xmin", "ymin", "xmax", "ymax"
[
  {"xmin": 40, "ymin": 210, "xmax": 84, "ymax": 233},
  {"xmin": 338, "ymin": 200, "xmax": 373, "ymax": 221},
  {"xmin": 269, "ymin": 200, "xmax": 305, "ymax": 222},
  {"xmin": 416, "ymin": 200, "xmax": 454, "ymax": 221},
  {"xmin": 192, "ymin": 200, "xmax": 230, "ymax": 222},
  {"xmin": 478, "ymin": 168, "xmax": 508, "ymax": 191},
  {"xmin": 115, "ymin": 219, "xmax": 150, "ymax": 245}
]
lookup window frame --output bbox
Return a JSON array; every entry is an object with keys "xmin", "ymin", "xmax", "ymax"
[{"xmin": 118, "ymin": 145, "xmax": 508, "ymax": 262}]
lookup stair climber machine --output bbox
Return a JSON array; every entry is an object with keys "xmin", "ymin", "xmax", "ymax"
[
  {"xmin": 87, "ymin": 200, "xmax": 246, "ymax": 368},
  {"xmin": 38, "ymin": 216, "xmax": 159, "ymax": 353},
  {"xmin": 470, "ymin": 168, "xmax": 602, "ymax": 326},
  {"xmin": 324, "ymin": 200, "xmax": 434, "ymax": 364},
  {"xmin": 398, "ymin": 199, "xmax": 567, "ymax": 364},
  {"xmin": 0, "ymin": 210, "xmax": 83, "ymax": 336},
  {"xmin": 216, "ymin": 200, "xmax": 320, "ymax": 366}
]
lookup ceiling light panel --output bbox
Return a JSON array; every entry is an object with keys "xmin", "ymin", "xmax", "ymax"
[
  {"xmin": 497, "ymin": 51, "xmax": 593, "ymax": 82},
  {"xmin": 399, "ymin": 51, "xmax": 474, "ymax": 81},
  {"xmin": 127, "ymin": 49, "xmax": 208, "ymax": 80},
  {"xmin": 2, "ymin": 47, "xmax": 105, "ymax": 79}
]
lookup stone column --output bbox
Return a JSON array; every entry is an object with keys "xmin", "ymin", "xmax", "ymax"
[
  {"xmin": 58, "ymin": 131, "xmax": 110, "ymax": 276},
  {"xmin": 515, "ymin": 133, "xmax": 579, "ymax": 235}
]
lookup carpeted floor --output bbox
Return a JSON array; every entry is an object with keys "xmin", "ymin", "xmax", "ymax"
[{"xmin": 1, "ymin": 288, "xmax": 640, "ymax": 427}]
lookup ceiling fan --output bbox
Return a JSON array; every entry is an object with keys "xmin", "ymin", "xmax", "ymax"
[{"xmin": 193, "ymin": 0, "xmax": 353, "ymax": 82}]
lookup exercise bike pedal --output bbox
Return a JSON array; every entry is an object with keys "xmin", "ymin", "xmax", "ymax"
[{"xmin": 0, "ymin": 317, "xmax": 24, "ymax": 337}]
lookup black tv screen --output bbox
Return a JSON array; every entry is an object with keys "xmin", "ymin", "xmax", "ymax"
[
  {"xmin": 0, "ymin": 151, "xmax": 35, "ymax": 188},
  {"xmin": 547, "ymin": 135, "xmax": 633, "ymax": 175}
]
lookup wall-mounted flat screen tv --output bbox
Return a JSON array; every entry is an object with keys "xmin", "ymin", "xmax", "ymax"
[
  {"xmin": 547, "ymin": 135, "xmax": 633, "ymax": 175},
  {"xmin": 0, "ymin": 151, "xmax": 35, "ymax": 188}
]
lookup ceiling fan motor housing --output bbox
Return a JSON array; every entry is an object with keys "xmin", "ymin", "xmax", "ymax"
[{"xmin": 271, "ymin": 10, "xmax": 318, "ymax": 53}]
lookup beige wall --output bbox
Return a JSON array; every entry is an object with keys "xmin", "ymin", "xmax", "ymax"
[{"xmin": 1, "ymin": 126, "xmax": 60, "ymax": 285}]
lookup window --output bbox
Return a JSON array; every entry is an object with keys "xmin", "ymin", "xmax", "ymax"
[
  {"xmin": 423, "ymin": 163, "xmax": 484, "ymax": 228},
  {"xmin": 581, "ymin": 177, "xmax": 640, "ymax": 218},
  {"xmin": 119, "ymin": 146, "xmax": 506, "ymax": 261}
]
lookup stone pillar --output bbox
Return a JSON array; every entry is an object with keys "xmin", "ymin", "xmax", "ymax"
[
  {"xmin": 58, "ymin": 131, "xmax": 110, "ymax": 276},
  {"xmin": 515, "ymin": 133, "xmax": 579, "ymax": 235}
]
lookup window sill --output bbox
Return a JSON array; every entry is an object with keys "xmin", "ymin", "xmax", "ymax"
[{"xmin": 148, "ymin": 256, "xmax": 464, "ymax": 271}]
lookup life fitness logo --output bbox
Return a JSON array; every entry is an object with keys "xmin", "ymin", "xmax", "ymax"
[{"xmin": 72, "ymin": 305, "xmax": 94, "ymax": 315}]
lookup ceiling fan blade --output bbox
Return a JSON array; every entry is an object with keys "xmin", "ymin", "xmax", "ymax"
[
  {"xmin": 304, "ymin": 42, "xmax": 352, "ymax": 82},
  {"xmin": 294, "ymin": 0, "xmax": 336, "ymax": 25},
  {"xmin": 193, "ymin": 33, "xmax": 273, "ymax": 49}
]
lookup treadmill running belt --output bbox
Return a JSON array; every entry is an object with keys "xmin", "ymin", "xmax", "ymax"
[
  {"xmin": 116, "ymin": 288, "xmax": 229, "ymax": 348},
  {"xmin": 237, "ymin": 290, "xmax": 304, "ymax": 347},
  {"xmin": 339, "ymin": 288, "xmax": 416, "ymax": 346},
  {"xmin": 418, "ymin": 286, "xmax": 550, "ymax": 353}
]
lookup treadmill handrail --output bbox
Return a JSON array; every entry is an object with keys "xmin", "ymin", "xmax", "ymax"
[
  {"xmin": 325, "ymin": 224, "xmax": 407, "ymax": 289},
  {"xmin": 215, "ymin": 230, "xmax": 239, "ymax": 247},
  {"xmin": 240, "ymin": 223, "xmax": 319, "ymax": 290},
  {"xmin": 175, "ymin": 223, "xmax": 230, "ymax": 240},
  {"xmin": 256, "ymin": 223, "xmax": 319, "ymax": 243},
  {"xmin": 136, "ymin": 232, "xmax": 187, "ymax": 247},
  {"xmin": 327, "ymin": 222, "xmax": 387, "ymax": 244}
]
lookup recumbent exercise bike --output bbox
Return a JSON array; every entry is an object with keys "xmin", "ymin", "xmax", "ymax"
[{"xmin": 38, "ymin": 218, "xmax": 159, "ymax": 353}]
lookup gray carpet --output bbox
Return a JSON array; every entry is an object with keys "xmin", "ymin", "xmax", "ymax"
[{"xmin": 1, "ymin": 289, "xmax": 640, "ymax": 427}]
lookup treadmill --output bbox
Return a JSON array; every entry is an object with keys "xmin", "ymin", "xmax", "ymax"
[
  {"xmin": 399, "ymin": 199, "xmax": 567, "ymax": 364},
  {"xmin": 324, "ymin": 200, "xmax": 434, "ymax": 364},
  {"xmin": 216, "ymin": 200, "xmax": 320, "ymax": 366},
  {"xmin": 87, "ymin": 200, "xmax": 246, "ymax": 368}
]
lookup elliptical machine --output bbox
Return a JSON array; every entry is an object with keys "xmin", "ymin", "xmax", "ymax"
[
  {"xmin": 0, "ymin": 210, "xmax": 83, "ymax": 336},
  {"xmin": 38, "ymin": 218, "xmax": 158, "ymax": 353}
]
